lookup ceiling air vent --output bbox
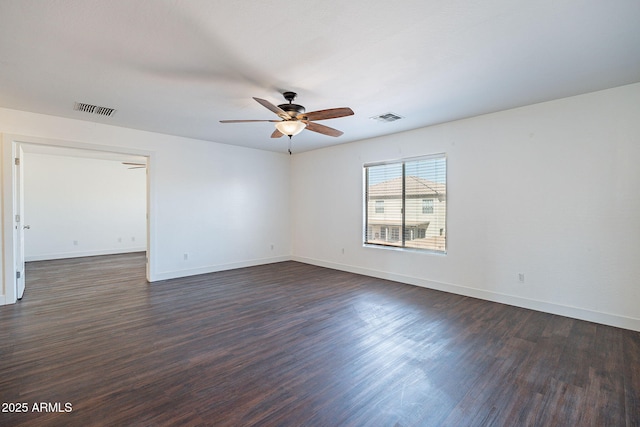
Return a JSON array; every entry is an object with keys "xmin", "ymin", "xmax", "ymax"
[
  {"xmin": 74, "ymin": 102, "xmax": 117, "ymax": 117},
  {"xmin": 370, "ymin": 112, "xmax": 403, "ymax": 123}
]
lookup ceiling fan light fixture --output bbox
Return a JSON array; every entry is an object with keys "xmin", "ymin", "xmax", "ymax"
[{"xmin": 275, "ymin": 120, "xmax": 306, "ymax": 137}]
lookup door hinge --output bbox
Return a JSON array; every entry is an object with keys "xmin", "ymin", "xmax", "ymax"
[
  {"xmin": 16, "ymin": 271, "xmax": 21, "ymax": 279},
  {"xmin": 15, "ymin": 157, "xmax": 20, "ymax": 166}
]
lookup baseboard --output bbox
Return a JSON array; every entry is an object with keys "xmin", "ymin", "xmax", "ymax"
[
  {"xmin": 292, "ymin": 256, "xmax": 640, "ymax": 332},
  {"xmin": 150, "ymin": 255, "xmax": 292, "ymax": 282},
  {"xmin": 25, "ymin": 248, "xmax": 147, "ymax": 262}
]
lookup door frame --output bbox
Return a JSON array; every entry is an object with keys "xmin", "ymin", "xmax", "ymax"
[
  {"xmin": 1, "ymin": 134, "xmax": 155, "ymax": 305},
  {"xmin": 15, "ymin": 144, "xmax": 25, "ymax": 299}
]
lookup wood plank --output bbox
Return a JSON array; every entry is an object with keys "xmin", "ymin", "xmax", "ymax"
[{"xmin": 0, "ymin": 253, "xmax": 637, "ymax": 426}]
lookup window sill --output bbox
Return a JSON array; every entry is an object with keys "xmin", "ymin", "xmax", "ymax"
[{"xmin": 363, "ymin": 243, "xmax": 447, "ymax": 256}]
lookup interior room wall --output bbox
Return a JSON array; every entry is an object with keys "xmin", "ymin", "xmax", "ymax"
[
  {"xmin": 23, "ymin": 152, "xmax": 147, "ymax": 261},
  {"xmin": 0, "ymin": 107, "xmax": 291, "ymax": 298},
  {"xmin": 2, "ymin": 84, "xmax": 638, "ymax": 332},
  {"xmin": 291, "ymin": 83, "xmax": 640, "ymax": 331}
]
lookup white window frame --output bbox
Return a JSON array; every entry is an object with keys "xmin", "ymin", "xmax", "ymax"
[{"xmin": 363, "ymin": 153, "xmax": 447, "ymax": 254}]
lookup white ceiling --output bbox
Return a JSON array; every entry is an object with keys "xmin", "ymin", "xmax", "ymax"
[{"xmin": 1, "ymin": 0, "xmax": 639, "ymax": 153}]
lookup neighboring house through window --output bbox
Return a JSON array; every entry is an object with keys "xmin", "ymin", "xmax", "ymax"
[{"xmin": 364, "ymin": 153, "xmax": 447, "ymax": 253}]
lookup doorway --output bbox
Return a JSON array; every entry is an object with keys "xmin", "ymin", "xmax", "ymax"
[{"xmin": 2, "ymin": 135, "xmax": 154, "ymax": 305}]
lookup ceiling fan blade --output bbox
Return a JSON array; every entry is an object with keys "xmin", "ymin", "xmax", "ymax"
[
  {"xmin": 253, "ymin": 97, "xmax": 291, "ymax": 118},
  {"xmin": 299, "ymin": 107, "xmax": 354, "ymax": 121},
  {"xmin": 220, "ymin": 119, "xmax": 280, "ymax": 123},
  {"xmin": 303, "ymin": 121, "xmax": 344, "ymax": 137},
  {"xmin": 271, "ymin": 129, "xmax": 284, "ymax": 138}
]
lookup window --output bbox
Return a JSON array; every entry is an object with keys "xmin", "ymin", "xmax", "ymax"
[
  {"xmin": 422, "ymin": 199, "xmax": 434, "ymax": 214},
  {"xmin": 391, "ymin": 227, "xmax": 400, "ymax": 241},
  {"xmin": 380, "ymin": 227, "xmax": 387, "ymax": 240},
  {"xmin": 364, "ymin": 153, "xmax": 446, "ymax": 253}
]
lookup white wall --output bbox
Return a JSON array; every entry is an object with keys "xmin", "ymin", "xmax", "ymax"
[
  {"xmin": 291, "ymin": 83, "xmax": 640, "ymax": 331},
  {"xmin": 23, "ymin": 153, "xmax": 147, "ymax": 261},
  {"xmin": 2, "ymin": 84, "xmax": 639, "ymax": 331},
  {"xmin": 0, "ymin": 107, "xmax": 291, "ymax": 305}
]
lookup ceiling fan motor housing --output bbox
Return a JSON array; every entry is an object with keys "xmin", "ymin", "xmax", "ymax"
[
  {"xmin": 278, "ymin": 103, "xmax": 305, "ymax": 117},
  {"xmin": 279, "ymin": 91, "xmax": 305, "ymax": 118}
]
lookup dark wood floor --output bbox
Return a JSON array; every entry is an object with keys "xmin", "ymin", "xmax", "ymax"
[{"xmin": 0, "ymin": 254, "xmax": 638, "ymax": 426}]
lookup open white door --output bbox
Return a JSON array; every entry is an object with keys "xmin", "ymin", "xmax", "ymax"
[{"xmin": 15, "ymin": 145, "xmax": 26, "ymax": 300}]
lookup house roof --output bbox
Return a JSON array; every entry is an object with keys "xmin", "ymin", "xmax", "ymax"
[{"xmin": 368, "ymin": 176, "xmax": 446, "ymax": 199}]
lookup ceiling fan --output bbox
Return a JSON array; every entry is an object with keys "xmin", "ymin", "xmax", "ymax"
[{"xmin": 220, "ymin": 91, "xmax": 354, "ymax": 140}]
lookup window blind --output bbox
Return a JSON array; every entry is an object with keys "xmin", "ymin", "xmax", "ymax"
[{"xmin": 364, "ymin": 154, "xmax": 447, "ymax": 254}]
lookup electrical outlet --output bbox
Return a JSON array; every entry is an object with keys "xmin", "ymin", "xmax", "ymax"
[
  {"xmin": 73, "ymin": 240, "xmax": 78, "ymax": 246},
  {"xmin": 183, "ymin": 253, "xmax": 188, "ymax": 261},
  {"xmin": 270, "ymin": 244, "xmax": 274, "ymax": 251},
  {"xmin": 518, "ymin": 273, "xmax": 525, "ymax": 283}
]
